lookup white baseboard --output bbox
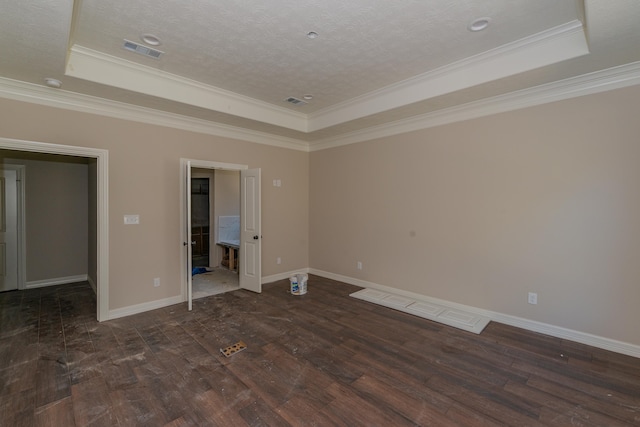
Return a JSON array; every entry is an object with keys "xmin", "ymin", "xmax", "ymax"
[
  {"xmin": 26, "ymin": 274, "xmax": 88, "ymax": 289},
  {"xmin": 87, "ymin": 276, "xmax": 97, "ymax": 294},
  {"xmin": 108, "ymin": 295, "xmax": 183, "ymax": 320},
  {"xmin": 309, "ymin": 268, "xmax": 640, "ymax": 359},
  {"xmin": 262, "ymin": 268, "xmax": 310, "ymax": 285},
  {"xmin": 111, "ymin": 270, "xmax": 304, "ymax": 321}
]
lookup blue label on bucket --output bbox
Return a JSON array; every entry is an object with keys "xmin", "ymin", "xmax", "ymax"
[{"xmin": 291, "ymin": 283, "xmax": 299, "ymax": 293}]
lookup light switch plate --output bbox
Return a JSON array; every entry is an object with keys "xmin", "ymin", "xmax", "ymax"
[{"xmin": 124, "ymin": 214, "xmax": 140, "ymax": 225}]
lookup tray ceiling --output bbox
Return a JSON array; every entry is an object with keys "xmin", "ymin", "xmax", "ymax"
[{"xmin": 1, "ymin": 1, "xmax": 640, "ymax": 149}]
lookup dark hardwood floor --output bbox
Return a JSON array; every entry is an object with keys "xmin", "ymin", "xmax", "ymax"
[{"xmin": 1, "ymin": 277, "xmax": 640, "ymax": 426}]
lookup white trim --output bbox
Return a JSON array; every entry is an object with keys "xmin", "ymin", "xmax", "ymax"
[
  {"xmin": 0, "ymin": 138, "xmax": 109, "ymax": 322},
  {"xmin": 0, "ymin": 77, "xmax": 309, "ymax": 152},
  {"xmin": 16, "ymin": 166, "xmax": 26, "ymax": 292},
  {"xmin": 87, "ymin": 275, "xmax": 97, "ymax": 294},
  {"xmin": 309, "ymin": 61, "xmax": 640, "ymax": 151},
  {"xmin": 66, "ymin": 22, "xmax": 588, "ymax": 134},
  {"xmin": 262, "ymin": 268, "xmax": 310, "ymax": 285},
  {"xmin": 66, "ymin": 46, "xmax": 309, "ymax": 133},
  {"xmin": 26, "ymin": 274, "xmax": 88, "ymax": 289},
  {"xmin": 108, "ymin": 295, "xmax": 183, "ymax": 320},
  {"xmin": 1, "ymin": 60, "xmax": 640, "ymax": 153},
  {"xmin": 309, "ymin": 268, "xmax": 640, "ymax": 359},
  {"xmin": 180, "ymin": 159, "xmax": 248, "ymax": 305},
  {"xmin": 308, "ymin": 20, "xmax": 588, "ymax": 131},
  {"xmin": 186, "ymin": 159, "xmax": 248, "ymax": 171},
  {"xmin": 0, "ymin": 165, "xmax": 26, "ymax": 291}
]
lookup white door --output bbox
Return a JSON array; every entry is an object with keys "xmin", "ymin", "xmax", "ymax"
[
  {"xmin": 240, "ymin": 168, "xmax": 261, "ymax": 293},
  {"xmin": 185, "ymin": 161, "xmax": 194, "ymax": 310},
  {"xmin": 0, "ymin": 169, "xmax": 18, "ymax": 292}
]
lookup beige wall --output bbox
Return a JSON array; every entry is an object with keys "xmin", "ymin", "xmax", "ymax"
[
  {"xmin": 310, "ymin": 85, "xmax": 640, "ymax": 346},
  {"xmin": 0, "ymin": 98, "xmax": 309, "ymax": 310},
  {"xmin": 1, "ymin": 154, "xmax": 89, "ymax": 283},
  {"xmin": 3, "ymin": 83, "xmax": 640, "ymax": 348}
]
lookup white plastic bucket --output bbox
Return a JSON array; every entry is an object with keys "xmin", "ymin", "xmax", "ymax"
[
  {"xmin": 290, "ymin": 273, "xmax": 308, "ymax": 295},
  {"xmin": 298, "ymin": 274, "xmax": 308, "ymax": 295},
  {"xmin": 289, "ymin": 275, "xmax": 299, "ymax": 294}
]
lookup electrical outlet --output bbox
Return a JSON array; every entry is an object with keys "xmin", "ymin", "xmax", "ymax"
[
  {"xmin": 357, "ymin": 261, "xmax": 363, "ymax": 270},
  {"xmin": 528, "ymin": 292, "xmax": 537, "ymax": 305},
  {"xmin": 153, "ymin": 277, "xmax": 160, "ymax": 287},
  {"xmin": 276, "ymin": 257, "xmax": 282, "ymax": 265}
]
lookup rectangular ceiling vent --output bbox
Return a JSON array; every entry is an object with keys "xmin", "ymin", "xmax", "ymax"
[
  {"xmin": 123, "ymin": 40, "xmax": 163, "ymax": 59},
  {"xmin": 285, "ymin": 97, "xmax": 307, "ymax": 106}
]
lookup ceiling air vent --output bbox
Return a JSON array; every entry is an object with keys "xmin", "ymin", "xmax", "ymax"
[
  {"xmin": 285, "ymin": 97, "xmax": 307, "ymax": 106},
  {"xmin": 123, "ymin": 40, "xmax": 163, "ymax": 59}
]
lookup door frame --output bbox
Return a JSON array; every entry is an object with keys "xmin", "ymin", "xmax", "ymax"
[
  {"xmin": 0, "ymin": 137, "xmax": 109, "ymax": 321},
  {"xmin": 0, "ymin": 165, "xmax": 25, "ymax": 291},
  {"xmin": 179, "ymin": 158, "xmax": 247, "ymax": 304},
  {"xmin": 0, "ymin": 165, "xmax": 24, "ymax": 291}
]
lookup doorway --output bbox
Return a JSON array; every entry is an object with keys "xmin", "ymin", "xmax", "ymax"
[
  {"xmin": 0, "ymin": 166, "xmax": 20, "ymax": 292},
  {"xmin": 190, "ymin": 176, "xmax": 211, "ymax": 268},
  {"xmin": 0, "ymin": 138, "xmax": 109, "ymax": 321},
  {"xmin": 190, "ymin": 169, "xmax": 241, "ymax": 299},
  {"xmin": 180, "ymin": 159, "xmax": 262, "ymax": 311}
]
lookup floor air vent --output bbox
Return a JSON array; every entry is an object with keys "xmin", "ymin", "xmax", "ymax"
[{"xmin": 123, "ymin": 40, "xmax": 163, "ymax": 59}]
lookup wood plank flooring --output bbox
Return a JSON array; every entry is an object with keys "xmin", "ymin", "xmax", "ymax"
[{"xmin": 1, "ymin": 277, "xmax": 640, "ymax": 426}]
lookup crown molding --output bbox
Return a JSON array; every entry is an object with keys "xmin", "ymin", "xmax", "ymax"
[
  {"xmin": 65, "ymin": 21, "xmax": 588, "ymax": 136},
  {"xmin": 66, "ymin": 45, "xmax": 309, "ymax": 133},
  {"xmin": 2, "ymin": 61, "xmax": 640, "ymax": 154},
  {"xmin": 307, "ymin": 20, "xmax": 589, "ymax": 132},
  {"xmin": 308, "ymin": 60, "xmax": 640, "ymax": 151},
  {"xmin": 0, "ymin": 77, "xmax": 310, "ymax": 152}
]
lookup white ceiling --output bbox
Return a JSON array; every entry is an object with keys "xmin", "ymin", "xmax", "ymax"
[{"xmin": 1, "ymin": 1, "xmax": 640, "ymax": 149}]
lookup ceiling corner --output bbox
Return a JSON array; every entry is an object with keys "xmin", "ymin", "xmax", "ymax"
[
  {"xmin": 65, "ymin": 45, "xmax": 310, "ymax": 133},
  {"xmin": 307, "ymin": 20, "xmax": 589, "ymax": 132}
]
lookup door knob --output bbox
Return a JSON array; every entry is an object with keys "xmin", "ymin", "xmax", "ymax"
[{"xmin": 253, "ymin": 235, "xmax": 259, "ymax": 240}]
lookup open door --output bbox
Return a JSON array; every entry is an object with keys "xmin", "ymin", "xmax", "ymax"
[
  {"xmin": 240, "ymin": 168, "xmax": 261, "ymax": 293},
  {"xmin": 0, "ymin": 168, "xmax": 18, "ymax": 292},
  {"xmin": 185, "ymin": 161, "xmax": 193, "ymax": 310}
]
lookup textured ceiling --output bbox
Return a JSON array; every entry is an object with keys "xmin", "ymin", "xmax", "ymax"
[
  {"xmin": 72, "ymin": 0, "xmax": 578, "ymax": 111},
  {"xmin": 1, "ymin": 1, "xmax": 640, "ymax": 147}
]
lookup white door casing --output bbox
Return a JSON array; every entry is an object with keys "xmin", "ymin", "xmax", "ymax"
[
  {"xmin": 186, "ymin": 161, "xmax": 193, "ymax": 310},
  {"xmin": 180, "ymin": 159, "xmax": 257, "ymax": 305},
  {"xmin": 240, "ymin": 168, "xmax": 261, "ymax": 293},
  {"xmin": 0, "ymin": 168, "xmax": 18, "ymax": 292},
  {"xmin": 0, "ymin": 138, "xmax": 109, "ymax": 322}
]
